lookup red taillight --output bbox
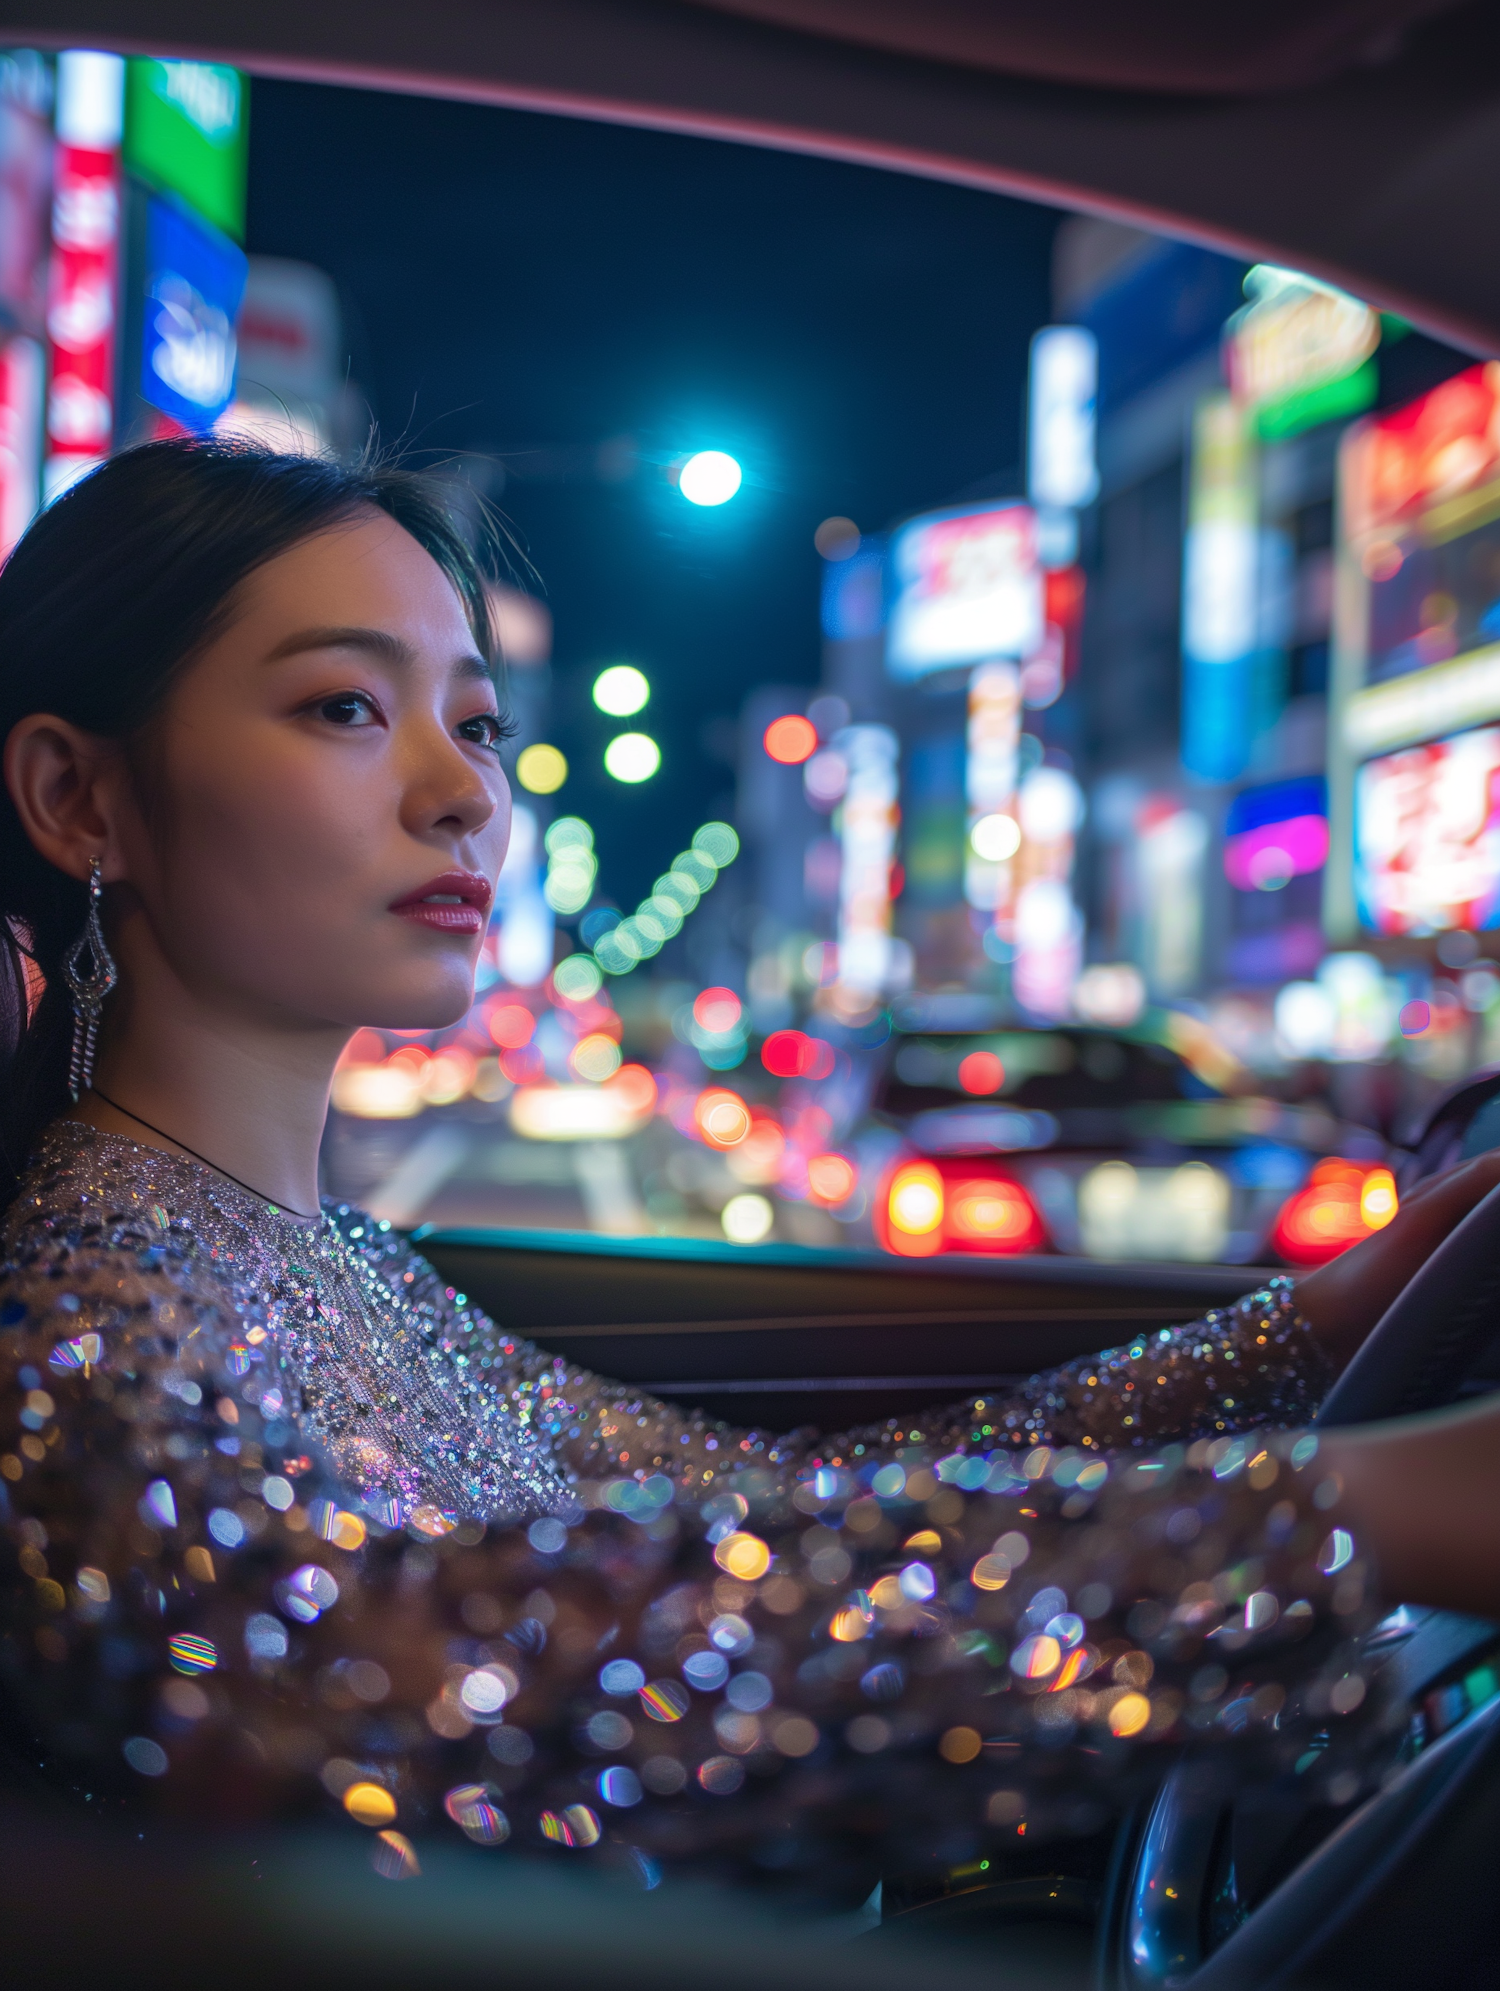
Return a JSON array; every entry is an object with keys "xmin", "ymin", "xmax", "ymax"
[
  {"xmin": 877, "ymin": 1158, "xmax": 1047, "ymax": 1257},
  {"xmin": 946, "ymin": 1178, "xmax": 1046, "ymax": 1251},
  {"xmin": 1272, "ymin": 1158, "xmax": 1398, "ymax": 1267},
  {"xmin": 880, "ymin": 1160, "xmax": 946, "ymax": 1257}
]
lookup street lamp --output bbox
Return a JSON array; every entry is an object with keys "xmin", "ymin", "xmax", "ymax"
[{"xmin": 679, "ymin": 450, "xmax": 742, "ymax": 507}]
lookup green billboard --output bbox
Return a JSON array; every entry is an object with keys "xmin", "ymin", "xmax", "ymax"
[{"xmin": 124, "ymin": 59, "xmax": 248, "ymax": 241}]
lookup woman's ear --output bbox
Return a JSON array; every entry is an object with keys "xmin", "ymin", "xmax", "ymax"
[{"xmin": 3, "ymin": 714, "xmax": 125, "ymax": 882}]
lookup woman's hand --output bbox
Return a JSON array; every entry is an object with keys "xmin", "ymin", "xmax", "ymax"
[
  {"xmin": 1322, "ymin": 1389, "xmax": 1500, "ymax": 1619},
  {"xmin": 1296, "ymin": 1148, "xmax": 1500, "ymax": 1371}
]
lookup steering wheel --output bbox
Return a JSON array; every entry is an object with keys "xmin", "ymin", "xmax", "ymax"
[{"xmin": 1104, "ymin": 1178, "xmax": 1500, "ymax": 1988}]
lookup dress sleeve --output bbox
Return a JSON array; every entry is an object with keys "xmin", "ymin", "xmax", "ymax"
[
  {"xmin": 860, "ymin": 1276, "xmax": 1336, "ymax": 1459},
  {"xmin": 1, "ymin": 1231, "xmax": 1379, "ymax": 1884},
  {"xmin": 378, "ymin": 1225, "xmax": 1330, "ymax": 1488}
]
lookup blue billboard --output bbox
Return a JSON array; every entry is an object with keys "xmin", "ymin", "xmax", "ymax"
[{"xmin": 140, "ymin": 196, "xmax": 247, "ymax": 432}]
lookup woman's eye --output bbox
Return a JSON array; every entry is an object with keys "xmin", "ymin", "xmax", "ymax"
[
  {"xmin": 457, "ymin": 712, "xmax": 506, "ymax": 750},
  {"xmin": 317, "ymin": 692, "xmax": 380, "ymax": 727}
]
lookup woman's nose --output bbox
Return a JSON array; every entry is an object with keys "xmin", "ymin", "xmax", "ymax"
[{"xmin": 401, "ymin": 725, "xmax": 499, "ymax": 839}]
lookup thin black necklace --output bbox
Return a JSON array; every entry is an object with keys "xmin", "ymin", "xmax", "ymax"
[{"xmin": 88, "ymin": 1087, "xmax": 321, "ymax": 1223}]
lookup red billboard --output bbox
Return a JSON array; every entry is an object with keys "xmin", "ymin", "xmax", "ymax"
[{"xmin": 45, "ymin": 136, "xmax": 120, "ymax": 482}]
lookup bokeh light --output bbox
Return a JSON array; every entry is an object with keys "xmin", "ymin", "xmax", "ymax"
[
  {"xmin": 958, "ymin": 1050, "xmax": 1005, "ymax": 1094},
  {"xmin": 884, "ymin": 1160, "xmax": 944, "ymax": 1254},
  {"xmin": 806, "ymin": 1153, "xmax": 856, "ymax": 1205},
  {"xmin": 693, "ymin": 821, "xmax": 740, "ymax": 866},
  {"xmin": 604, "ymin": 732, "xmax": 661, "ymax": 783},
  {"xmin": 763, "ymin": 714, "xmax": 818, "ymax": 764},
  {"xmin": 679, "ymin": 450, "xmax": 742, "ymax": 506},
  {"xmin": 722, "ymin": 1192, "xmax": 774, "ymax": 1243},
  {"xmin": 544, "ymin": 819, "xmax": 597, "ymax": 913},
  {"xmin": 761, "ymin": 1028, "xmax": 835, "ymax": 1078},
  {"xmin": 486, "ymin": 1003, "xmax": 535, "ymax": 1049},
  {"xmin": 693, "ymin": 987, "xmax": 742, "ymax": 1033},
  {"xmin": 947, "ymin": 1177, "xmax": 1043, "ymax": 1248},
  {"xmin": 606, "ymin": 1064, "xmax": 658, "ymax": 1114},
  {"xmin": 814, "ymin": 515, "xmax": 860, "ymax": 560},
  {"xmin": 971, "ymin": 812, "xmax": 1021, "ymax": 861},
  {"xmin": 1399, "ymin": 998, "xmax": 1431, "ymax": 1036},
  {"xmin": 696, "ymin": 1088, "xmax": 752, "ymax": 1148},
  {"xmin": 571, "ymin": 1033, "xmax": 622, "ymax": 1082},
  {"xmin": 593, "ymin": 665, "xmax": 650, "ymax": 716},
  {"xmin": 1109, "ymin": 1692, "xmax": 1152, "ymax": 1738},
  {"xmin": 713, "ymin": 1530, "xmax": 771, "ymax": 1579},
  {"xmin": 515, "ymin": 743, "xmax": 568, "ymax": 794},
  {"xmin": 343, "ymin": 1781, "xmax": 397, "ymax": 1827},
  {"xmin": 553, "ymin": 954, "xmax": 604, "ymax": 1002},
  {"xmin": 1273, "ymin": 1157, "xmax": 1399, "ymax": 1265}
]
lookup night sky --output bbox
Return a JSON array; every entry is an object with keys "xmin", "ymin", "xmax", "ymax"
[{"xmin": 245, "ymin": 80, "xmax": 1060, "ymax": 908}]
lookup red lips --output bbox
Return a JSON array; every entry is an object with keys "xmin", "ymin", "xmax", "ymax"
[{"xmin": 389, "ymin": 870, "xmax": 493, "ymax": 936}]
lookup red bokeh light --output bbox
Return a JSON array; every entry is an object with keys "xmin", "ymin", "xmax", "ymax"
[
  {"xmin": 763, "ymin": 714, "xmax": 818, "ymax": 765},
  {"xmin": 605, "ymin": 1063, "xmax": 657, "ymax": 1114},
  {"xmin": 806, "ymin": 1153, "xmax": 857, "ymax": 1205},
  {"xmin": 486, "ymin": 1002, "xmax": 537, "ymax": 1050},
  {"xmin": 1272, "ymin": 1158, "xmax": 1399, "ymax": 1267},
  {"xmin": 875, "ymin": 1156, "xmax": 1047, "ymax": 1258},
  {"xmin": 958, "ymin": 1050, "xmax": 1005, "ymax": 1095},
  {"xmin": 693, "ymin": 986, "xmax": 743, "ymax": 1034},
  {"xmin": 946, "ymin": 1178, "xmax": 1042, "ymax": 1248},
  {"xmin": 761, "ymin": 1029, "xmax": 836, "ymax": 1080}
]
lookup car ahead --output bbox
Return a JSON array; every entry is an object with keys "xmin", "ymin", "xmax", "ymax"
[{"xmin": 862, "ymin": 1015, "xmax": 1399, "ymax": 1269}]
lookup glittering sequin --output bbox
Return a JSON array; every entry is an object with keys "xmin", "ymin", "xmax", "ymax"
[{"xmin": 0, "ymin": 1121, "xmax": 1383, "ymax": 1884}]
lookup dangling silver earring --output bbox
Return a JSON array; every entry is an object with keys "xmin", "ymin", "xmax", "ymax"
[{"xmin": 62, "ymin": 857, "xmax": 117, "ymax": 1101}]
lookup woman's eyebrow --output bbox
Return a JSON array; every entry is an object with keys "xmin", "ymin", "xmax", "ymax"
[{"xmin": 263, "ymin": 626, "xmax": 490, "ymax": 679}]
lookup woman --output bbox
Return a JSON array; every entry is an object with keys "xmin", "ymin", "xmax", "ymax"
[{"xmin": 1, "ymin": 439, "xmax": 1496, "ymax": 1885}]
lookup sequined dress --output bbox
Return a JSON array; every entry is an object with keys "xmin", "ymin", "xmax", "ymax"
[{"xmin": 0, "ymin": 1123, "xmax": 1384, "ymax": 1880}]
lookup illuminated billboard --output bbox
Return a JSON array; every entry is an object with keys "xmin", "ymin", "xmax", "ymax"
[
  {"xmin": 1027, "ymin": 326, "xmax": 1098, "ymax": 511},
  {"xmin": 46, "ymin": 52, "xmax": 124, "ymax": 498},
  {"xmin": 1225, "ymin": 266, "xmax": 1380, "ymax": 440},
  {"xmin": 1328, "ymin": 363, "xmax": 1500, "ymax": 939},
  {"xmin": 1354, "ymin": 726, "xmax": 1500, "ymax": 936},
  {"xmin": 140, "ymin": 196, "xmax": 247, "ymax": 432},
  {"xmin": 125, "ymin": 59, "xmax": 248, "ymax": 240},
  {"xmin": 1224, "ymin": 777, "xmax": 1328, "ymax": 893},
  {"xmin": 886, "ymin": 502, "xmax": 1043, "ymax": 680},
  {"xmin": 1181, "ymin": 394, "xmax": 1258, "ymax": 781}
]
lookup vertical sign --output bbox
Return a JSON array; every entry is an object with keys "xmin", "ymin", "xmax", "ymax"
[
  {"xmin": 1027, "ymin": 325, "xmax": 1099, "ymax": 511},
  {"xmin": 45, "ymin": 51, "xmax": 124, "ymax": 500},
  {"xmin": 0, "ymin": 336, "xmax": 43, "ymax": 556},
  {"xmin": 1138, "ymin": 800, "xmax": 1208, "ymax": 994},
  {"xmin": 139, "ymin": 196, "xmax": 246, "ymax": 433},
  {"xmin": 964, "ymin": 660, "xmax": 1021, "ymax": 937},
  {"xmin": 0, "ymin": 50, "xmax": 52, "ymax": 556},
  {"xmin": 124, "ymin": 58, "xmax": 247, "ymax": 240},
  {"xmin": 835, "ymin": 725, "xmax": 899, "ymax": 1004},
  {"xmin": 1181, "ymin": 393, "xmax": 1258, "ymax": 782},
  {"xmin": 493, "ymin": 804, "xmax": 554, "ymax": 988},
  {"xmin": 1012, "ymin": 766, "xmax": 1085, "ymax": 1017}
]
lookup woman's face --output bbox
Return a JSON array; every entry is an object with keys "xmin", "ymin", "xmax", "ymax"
[{"xmin": 112, "ymin": 510, "xmax": 511, "ymax": 1032}]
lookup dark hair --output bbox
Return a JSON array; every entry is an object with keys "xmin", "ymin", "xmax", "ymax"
[{"xmin": 0, "ymin": 435, "xmax": 501, "ymax": 1196}]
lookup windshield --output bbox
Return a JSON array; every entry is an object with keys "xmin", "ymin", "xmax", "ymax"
[{"xmin": 3, "ymin": 48, "xmax": 1489, "ymax": 1265}]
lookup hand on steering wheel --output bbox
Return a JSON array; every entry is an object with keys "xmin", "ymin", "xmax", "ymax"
[{"xmin": 1294, "ymin": 1148, "xmax": 1500, "ymax": 1372}]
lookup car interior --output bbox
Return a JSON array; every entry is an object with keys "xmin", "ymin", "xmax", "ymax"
[{"xmin": 5, "ymin": 2, "xmax": 1500, "ymax": 1984}]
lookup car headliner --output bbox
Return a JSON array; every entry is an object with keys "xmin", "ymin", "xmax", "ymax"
[{"xmin": 3, "ymin": 0, "xmax": 1499, "ymax": 354}]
